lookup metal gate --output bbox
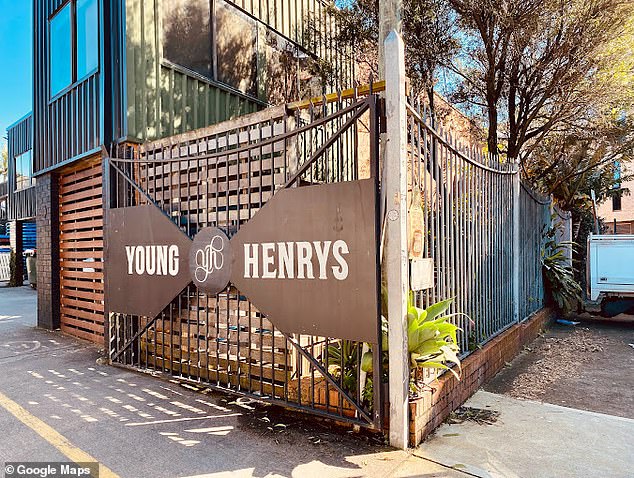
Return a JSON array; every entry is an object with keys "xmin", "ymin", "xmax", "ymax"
[{"xmin": 105, "ymin": 91, "xmax": 384, "ymax": 429}]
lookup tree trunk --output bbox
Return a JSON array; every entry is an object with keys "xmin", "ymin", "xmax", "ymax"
[{"xmin": 487, "ymin": 103, "xmax": 498, "ymax": 155}]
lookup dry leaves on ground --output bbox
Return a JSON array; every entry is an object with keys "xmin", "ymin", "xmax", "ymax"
[
  {"xmin": 506, "ymin": 328, "xmax": 603, "ymax": 400},
  {"xmin": 447, "ymin": 406, "xmax": 500, "ymax": 425}
]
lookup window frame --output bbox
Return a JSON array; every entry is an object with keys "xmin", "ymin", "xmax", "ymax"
[
  {"xmin": 612, "ymin": 194, "xmax": 622, "ymax": 212},
  {"xmin": 14, "ymin": 150, "xmax": 35, "ymax": 192},
  {"xmin": 48, "ymin": 0, "xmax": 100, "ymax": 101},
  {"xmin": 159, "ymin": 0, "xmax": 263, "ymax": 100}
]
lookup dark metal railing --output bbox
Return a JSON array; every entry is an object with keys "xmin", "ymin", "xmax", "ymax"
[{"xmin": 405, "ymin": 98, "xmax": 554, "ymax": 361}]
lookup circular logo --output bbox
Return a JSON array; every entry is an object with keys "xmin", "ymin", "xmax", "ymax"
[{"xmin": 189, "ymin": 227, "xmax": 232, "ymax": 294}]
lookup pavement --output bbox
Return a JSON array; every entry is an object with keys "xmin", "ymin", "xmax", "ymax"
[
  {"xmin": 0, "ymin": 285, "xmax": 463, "ymax": 478},
  {"xmin": 416, "ymin": 391, "xmax": 634, "ymax": 478},
  {"xmin": 485, "ymin": 319, "xmax": 634, "ymax": 419},
  {"xmin": 2, "ymin": 285, "xmax": 632, "ymax": 478}
]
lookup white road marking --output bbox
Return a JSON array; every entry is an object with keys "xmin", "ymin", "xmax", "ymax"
[{"xmin": 125, "ymin": 413, "xmax": 242, "ymax": 426}]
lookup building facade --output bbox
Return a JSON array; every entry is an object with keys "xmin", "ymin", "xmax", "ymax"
[
  {"xmin": 7, "ymin": 0, "xmax": 351, "ymax": 342},
  {"xmin": 597, "ymin": 163, "xmax": 634, "ymax": 234}
]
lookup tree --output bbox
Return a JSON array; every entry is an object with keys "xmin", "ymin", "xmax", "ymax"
[
  {"xmin": 309, "ymin": 0, "xmax": 459, "ymax": 110},
  {"xmin": 448, "ymin": 0, "xmax": 542, "ymax": 153},
  {"xmin": 448, "ymin": 0, "xmax": 634, "ymax": 161},
  {"xmin": 1, "ymin": 144, "xmax": 7, "ymax": 178}
]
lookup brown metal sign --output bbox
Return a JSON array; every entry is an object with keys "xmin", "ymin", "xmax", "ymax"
[
  {"xmin": 106, "ymin": 180, "xmax": 378, "ymax": 343},
  {"xmin": 230, "ymin": 179, "xmax": 378, "ymax": 343},
  {"xmin": 106, "ymin": 205, "xmax": 193, "ymax": 319}
]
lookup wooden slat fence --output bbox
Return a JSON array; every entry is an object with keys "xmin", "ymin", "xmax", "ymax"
[{"xmin": 59, "ymin": 161, "xmax": 105, "ymax": 344}]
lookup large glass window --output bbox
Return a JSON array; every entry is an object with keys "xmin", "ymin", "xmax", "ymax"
[
  {"xmin": 162, "ymin": 0, "xmax": 258, "ymax": 96},
  {"xmin": 215, "ymin": 1, "xmax": 257, "ymax": 96},
  {"xmin": 15, "ymin": 151, "xmax": 35, "ymax": 191},
  {"xmin": 50, "ymin": 4, "xmax": 72, "ymax": 96},
  {"xmin": 163, "ymin": 0, "xmax": 212, "ymax": 78},
  {"xmin": 49, "ymin": 0, "xmax": 99, "ymax": 97},
  {"xmin": 76, "ymin": 0, "xmax": 99, "ymax": 79}
]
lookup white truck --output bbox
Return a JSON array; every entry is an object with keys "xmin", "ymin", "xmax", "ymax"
[{"xmin": 587, "ymin": 234, "xmax": 634, "ymax": 301}]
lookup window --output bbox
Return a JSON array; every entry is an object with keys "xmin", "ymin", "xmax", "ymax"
[
  {"xmin": 50, "ymin": 4, "xmax": 72, "ymax": 96},
  {"xmin": 613, "ymin": 194, "xmax": 622, "ymax": 211},
  {"xmin": 163, "ymin": 0, "xmax": 212, "ymax": 78},
  {"xmin": 76, "ymin": 0, "xmax": 99, "ymax": 78},
  {"xmin": 15, "ymin": 151, "xmax": 35, "ymax": 191},
  {"xmin": 49, "ymin": 0, "xmax": 99, "ymax": 97},
  {"xmin": 215, "ymin": 1, "xmax": 257, "ymax": 96},
  {"xmin": 162, "ymin": 0, "xmax": 257, "ymax": 96}
]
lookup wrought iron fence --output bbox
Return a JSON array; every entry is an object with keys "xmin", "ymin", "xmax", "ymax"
[
  {"xmin": 518, "ymin": 184, "xmax": 551, "ymax": 320},
  {"xmin": 105, "ymin": 80, "xmax": 567, "ymax": 429},
  {"xmin": 106, "ymin": 89, "xmax": 384, "ymax": 429},
  {"xmin": 405, "ymin": 98, "xmax": 554, "ymax": 357}
]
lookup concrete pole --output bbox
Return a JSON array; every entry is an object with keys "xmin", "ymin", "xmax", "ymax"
[
  {"xmin": 512, "ymin": 164, "xmax": 521, "ymax": 323},
  {"xmin": 384, "ymin": 30, "xmax": 409, "ymax": 450},
  {"xmin": 379, "ymin": 1, "xmax": 403, "ymax": 77}
]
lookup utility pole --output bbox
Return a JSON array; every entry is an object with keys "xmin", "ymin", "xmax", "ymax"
[
  {"xmin": 384, "ymin": 30, "xmax": 409, "ymax": 450},
  {"xmin": 379, "ymin": 1, "xmax": 403, "ymax": 75}
]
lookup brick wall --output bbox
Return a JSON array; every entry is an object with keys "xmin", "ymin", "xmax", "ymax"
[
  {"xmin": 409, "ymin": 308, "xmax": 554, "ymax": 446},
  {"xmin": 36, "ymin": 173, "xmax": 61, "ymax": 330}
]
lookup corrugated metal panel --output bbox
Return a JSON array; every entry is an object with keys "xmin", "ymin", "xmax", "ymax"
[
  {"xmin": 7, "ymin": 115, "xmax": 37, "ymax": 221},
  {"xmin": 33, "ymin": 0, "xmax": 105, "ymax": 174},
  {"xmin": 6, "ymin": 222, "xmax": 37, "ymax": 250}
]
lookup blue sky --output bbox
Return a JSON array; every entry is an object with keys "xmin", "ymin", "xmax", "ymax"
[{"xmin": 0, "ymin": 1, "xmax": 32, "ymax": 147}]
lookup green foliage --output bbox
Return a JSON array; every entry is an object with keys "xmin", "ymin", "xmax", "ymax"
[
  {"xmin": 325, "ymin": 294, "xmax": 464, "ymax": 407},
  {"xmin": 541, "ymin": 224, "xmax": 582, "ymax": 315},
  {"xmin": 362, "ymin": 294, "xmax": 463, "ymax": 380},
  {"xmin": 325, "ymin": 339, "xmax": 363, "ymax": 396},
  {"xmin": 406, "ymin": 296, "xmax": 462, "ymax": 379}
]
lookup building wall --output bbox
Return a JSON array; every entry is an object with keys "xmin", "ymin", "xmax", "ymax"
[
  {"xmin": 36, "ymin": 173, "xmax": 61, "ymax": 330},
  {"xmin": 32, "ymin": 0, "xmax": 122, "ymax": 173},
  {"xmin": 597, "ymin": 175, "xmax": 634, "ymax": 234},
  {"xmin": 124, "ymin": 0, "xmax": 352, "ymax": 143},
  {"xmin": 7, "ymin": 115, "xmax": 36, "ymax": 221}
]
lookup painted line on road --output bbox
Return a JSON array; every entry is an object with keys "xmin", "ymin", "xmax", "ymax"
[
  {"xmin": 0, "ymin": 391, "xmax": 119, "ymax": 478},
  {"xmin": 125, "ymin": 412, "xmax": 242, "ymax": 427}
]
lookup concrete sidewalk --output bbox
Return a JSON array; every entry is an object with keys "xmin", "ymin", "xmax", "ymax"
[
  {"xmin": 416, "ymin": 390, "xmax": 634, "ymax": 478},
  {"xmin": 0, "ymin": 285, "xmax": 464, "ymax": 478}
]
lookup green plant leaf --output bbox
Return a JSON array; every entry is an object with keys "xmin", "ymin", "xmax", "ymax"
[
  {"xmin": 423, "ymin": 298, "xmax": 454, "ymax": 322},
  {"xmin": 361, "ymin": 350, "xmax": 374, "ymax": 373}
]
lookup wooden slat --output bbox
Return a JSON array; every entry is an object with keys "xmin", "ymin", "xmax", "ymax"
[
  {"xmin": 61, "ymin": 278, "xmax": 105, "ymax": 290},
  {"xmin": 60, "ymin": 197, "xmax": 103, "ymax": 213},
  {"xmin": 60, "ymin": 250, "xmax": 104, "ymax": 260},
  {"xmin": 59, "ymin": 162, "xmax": 104, "ymax": 346},
  {"xmin": 59, "ymin": 174, "xmax": 102, "ymax": 190},
  {"xmin": 59, "ymin": 218, "xmax": 103, "ymax": 232},
  {"xmin": 61, "ymin": 324, "xmax": 105, "ymax": 345},
  {"xmin": 60, "ymin": 187, "xmax": 103, "ymax": 205}
]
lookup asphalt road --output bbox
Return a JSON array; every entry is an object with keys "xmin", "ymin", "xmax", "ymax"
[{"xmin": 0, "ymin": 285, "xmax": 462, "ymax": 478}]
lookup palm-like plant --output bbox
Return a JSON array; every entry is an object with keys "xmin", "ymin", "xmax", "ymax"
[
  {"xmin": 361, "ymin": 295, "xmax": 463, "ymax": 380},
  {"xmin": 541, "ymin": 225, "xmax": 581, "ymax": 315},
  {"xmin": 406, "ymin": 297, "xmax": 462, "ymax": 379}
]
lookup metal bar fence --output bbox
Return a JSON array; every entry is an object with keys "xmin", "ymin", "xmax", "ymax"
[
  {"xmin": 518, "ymin": 183, "xmax": 552, "ymax": 320},
  {"xmin": 106, "ymin": 89, "xmax": 384, "ymax": 429},
  {"xmin": 405, "ymin": 99, "xmax": 554, "ymax": 362},
  {"xmin": 104, "ymin": 81, "xmax": 562, "ymax": 429},
  {"xmin": 0, "ymin": 252, "xmax": 10, "ymax": 282}
]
